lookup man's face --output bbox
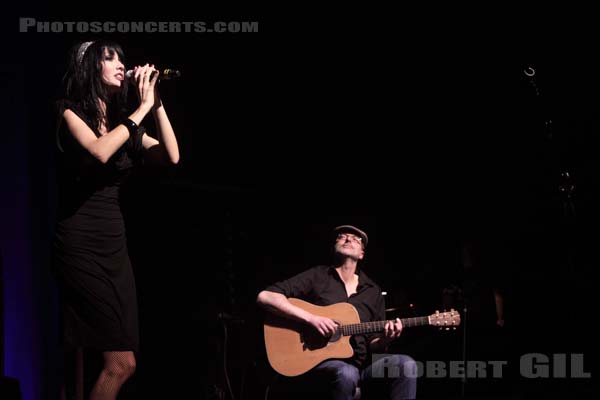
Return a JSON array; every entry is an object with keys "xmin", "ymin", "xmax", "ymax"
[{"xmin": 334, "ymin": 233, "xmax": 365, "ymax": 261}]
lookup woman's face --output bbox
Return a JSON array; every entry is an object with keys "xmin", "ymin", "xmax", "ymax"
[{"xmin": 100, "ymin": 49, "xmax": 125, "ymax": 93}]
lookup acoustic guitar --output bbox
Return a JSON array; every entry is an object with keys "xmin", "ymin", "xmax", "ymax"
[{"xmin": 264, "ymin": 298, "xmax": 460, "ymax": 376}]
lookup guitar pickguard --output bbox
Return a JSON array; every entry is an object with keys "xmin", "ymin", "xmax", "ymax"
[{"xmin": 300, "ymin": 323, "xmax": 342, "ymax": 351}]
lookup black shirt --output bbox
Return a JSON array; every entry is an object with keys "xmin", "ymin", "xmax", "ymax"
[{"xmin": 264, "ymin": 265, "xmax": 386, "ymax": 368}]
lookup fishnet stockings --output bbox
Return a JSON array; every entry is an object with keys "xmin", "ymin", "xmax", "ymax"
[{"xmin": 89, "ymin": 351, "xmax": 136, "ymax": 400}]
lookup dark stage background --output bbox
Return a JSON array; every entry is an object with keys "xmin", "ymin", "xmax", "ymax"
[{"xmin": 1, "ymin": 6, "xmax": 597, "ymax": 399}]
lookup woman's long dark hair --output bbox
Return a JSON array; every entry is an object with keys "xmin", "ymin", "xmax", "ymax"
[{"xmin": 58, "ymin": 40, "xmax": 129, "ymax": 133}]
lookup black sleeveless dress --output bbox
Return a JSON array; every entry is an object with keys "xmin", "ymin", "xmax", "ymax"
[{"xmin": 52, "ymin": 104, "xmax": 144, "ymax": 352}]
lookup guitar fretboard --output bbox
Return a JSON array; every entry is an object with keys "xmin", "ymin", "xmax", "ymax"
[{"xmin": 340, "ymin": 317, "xmax": 429, "ymax": 336}]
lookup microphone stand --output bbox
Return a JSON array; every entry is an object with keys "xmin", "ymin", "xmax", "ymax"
[
  {"xmin": 442, "ymin": 279, "xmax": 468, "ymax": 397},
  {"xmin": 460, "ymin": 293, "xmax": 468, "ymax": 397},
  {"xmin": 524, "ymin": 65, "xmax": 577, "ymax": 221}
]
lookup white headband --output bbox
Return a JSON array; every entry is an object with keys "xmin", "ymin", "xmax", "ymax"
[{"xmin": 76, "ymin": 41, "xmax": 94, "ymax": 64}]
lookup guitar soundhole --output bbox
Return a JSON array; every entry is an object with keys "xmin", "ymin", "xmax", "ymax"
[
  {"xmin": 329, "ymin": 329, "xmax": 341, "ymax": 342},
  {"xmin": 301, "ymin": 323, "xmax": 342, "ymax": 351}
]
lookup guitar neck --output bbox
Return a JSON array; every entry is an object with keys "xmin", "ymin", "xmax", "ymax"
[{"xmin": 340, "ymin": 316, "xmax": 430, "ymax": 336}]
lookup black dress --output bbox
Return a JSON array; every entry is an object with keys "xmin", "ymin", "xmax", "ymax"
[{"xmin": 52, "ymin": 104, "xmax": 144, "ymax": 352}]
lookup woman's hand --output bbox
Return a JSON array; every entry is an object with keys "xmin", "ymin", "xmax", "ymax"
[
  {"xmin": 152, "ymin": 67, "xmax": 163, "ymax": 111},
  {"xmin": 133, "ymin": 64, "xmax": 160, "ymax": 112}
]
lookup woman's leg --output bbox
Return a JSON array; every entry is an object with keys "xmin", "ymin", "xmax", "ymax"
[{"xmin": 89, "ymin": 351, "xmax": 136, "ymax": 400}]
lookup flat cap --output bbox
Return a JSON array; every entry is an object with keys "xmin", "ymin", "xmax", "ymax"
[{"xmin": 334, "ymin": 225, "xmax": 368, "ymax": 247}]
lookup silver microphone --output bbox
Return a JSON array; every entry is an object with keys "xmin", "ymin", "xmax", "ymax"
[{"xmin": 125, "ymin": 68, "xmax": 181, "ymax": 80}]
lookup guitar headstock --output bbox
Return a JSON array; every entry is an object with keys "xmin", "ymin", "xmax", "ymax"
[{"xmin": 429, "ymin": 309, "xmax": 461, "ymax": 330}]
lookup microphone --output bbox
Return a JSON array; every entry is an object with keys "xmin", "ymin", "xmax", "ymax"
[{"xmin": 125, "ymin": 68, "xmax": 181, "ymax": 80}]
